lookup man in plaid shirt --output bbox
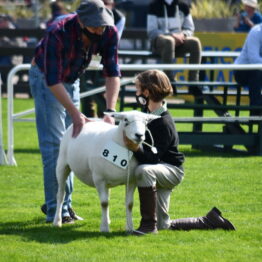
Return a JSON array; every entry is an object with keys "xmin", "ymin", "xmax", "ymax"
[{"xmin": 29, "ymin": 0, "xmax": 120, "ymax": 224}]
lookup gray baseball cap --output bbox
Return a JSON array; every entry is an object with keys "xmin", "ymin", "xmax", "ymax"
[{"xmin": 76, "ymin": 0, "xmax": 114, "ymax": 27}]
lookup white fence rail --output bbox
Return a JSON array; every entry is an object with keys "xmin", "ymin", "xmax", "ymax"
[
  {"xmin": 0, "ymin": 74, "xmax": 8, "ymax": 165},
  {"xmin": 6, "ymin": 63, "xmax": 261, "ymax": 165}
]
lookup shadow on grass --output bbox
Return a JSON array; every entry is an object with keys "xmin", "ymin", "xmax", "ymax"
[
  {"xmin": 181, "ymin": 146, "xmax": 252, "ymax": 158},
  {"xmin": 0, "ymin": 217, "xmax": 129, "ymax": 244},
  {"xmin": 14, "ymin": 148, "xmax": 40, "ymax": 154}
]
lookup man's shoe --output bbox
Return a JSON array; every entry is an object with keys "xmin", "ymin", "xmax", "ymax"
[
  {"xmin": 41, "ymin": 204, "xmax": 47, "ymax": 215},
  {"xmin": 206, "ymin": 207, "xmax": 236, "ymax": 230},
  {"xmin": 68, "ymin": 207, "xmax": 84, "ymax": 221},
  {"xmin": 41, "ymin": 204, "xmax": 83, "ymax": 221},
  {"xmin": 62, "ymin": 216, "xmax": 75, "ymax": 224},
  {"xmin": 45, "ymin": 217, "xmax": 74, "ymax": 224}
]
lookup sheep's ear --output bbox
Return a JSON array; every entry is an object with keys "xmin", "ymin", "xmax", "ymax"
[{"xmin": 103, "ymin": 111, "xmax": 125, "ymax": 120}]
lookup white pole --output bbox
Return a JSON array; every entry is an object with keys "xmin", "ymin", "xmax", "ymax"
[{"xmin": 0, "ymin": 74, "xmax": 8, "ymax": 165}]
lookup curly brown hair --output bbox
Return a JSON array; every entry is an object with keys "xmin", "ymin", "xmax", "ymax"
[{"xmin": 135, "ymin": 70, "xmax": 173, "ymax": 102}]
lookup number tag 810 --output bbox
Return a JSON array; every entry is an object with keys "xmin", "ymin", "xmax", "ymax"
[{"xmin": 101, "ymin": 141, "xmax": 133, "ymax": 169}]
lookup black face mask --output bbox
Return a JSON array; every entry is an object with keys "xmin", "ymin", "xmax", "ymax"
[
  {"xmin": 82, "ymin": 28, "xmax": 102, "ymax": 43},
  {"xmin": 136, "ymin": 94, "xmax": 149, "ymax": 112}
]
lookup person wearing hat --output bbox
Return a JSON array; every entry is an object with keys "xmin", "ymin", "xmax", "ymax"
[
  {"xmin": 80, "ymin": 0, "xmax": 126, "ymax": 118},
  {"xmin": 233, "ymin": 0, "xmax": 262, "ymax": 32},
  {"xmin": 29, "ymin": 0, "xmax": 121, "ymax": 224}
]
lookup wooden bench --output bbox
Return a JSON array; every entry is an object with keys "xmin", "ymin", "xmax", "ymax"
[
  {"xmin": 118, "ymin": 50, "xmax": 240, "ymax": 61},
  {"xmin": 119, "ymin": 80, "xmax": 244, "ymax": 111},
  {"xmin": 118, "ymin": 50, "xmax": 240, "ymax": 81},
  {"xmin": 174, "ymin": 116, "xmax": 262, "ymax": 155}
]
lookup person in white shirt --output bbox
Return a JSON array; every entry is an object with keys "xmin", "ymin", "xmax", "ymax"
[{"xmin": 234, "ymin": 23, "xmax": 262, "ymax": 115}]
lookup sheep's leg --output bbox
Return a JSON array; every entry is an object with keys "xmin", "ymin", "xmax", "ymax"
[
  {"xmin": 125, "ymin": 183, "xmax": 136, "ymax": 232},
  {"xmin": 53, "ymin": 161, "xmax": 70, "ymax": 227},
  {"xmin": 95, "ymin": 179, "xmax": 110, "ymax": 232}
]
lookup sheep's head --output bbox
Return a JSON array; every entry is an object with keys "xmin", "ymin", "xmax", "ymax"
[{"xmin": 105, "ymin": 111, "xmax": 160, "ymax": 144}]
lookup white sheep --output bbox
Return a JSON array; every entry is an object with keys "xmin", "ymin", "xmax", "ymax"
[{"xmin": 53, "ymin": 111, "xmax": 159, "ymax": 232}]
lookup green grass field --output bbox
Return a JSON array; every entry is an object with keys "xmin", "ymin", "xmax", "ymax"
[{"xmin": 0, "ymin": 98, "xmax": 261, "ymax": 262}]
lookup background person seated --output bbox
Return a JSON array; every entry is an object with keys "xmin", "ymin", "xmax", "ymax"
[{"xmin": 147, "ymin": 0, "xmax": 201, "ymax": 83}]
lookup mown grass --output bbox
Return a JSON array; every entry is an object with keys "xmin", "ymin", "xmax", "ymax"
[{"xmin": 0, "ymin": 98, "xmax": 261, "ymax": 262}]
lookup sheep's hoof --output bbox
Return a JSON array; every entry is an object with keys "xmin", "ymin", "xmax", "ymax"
[
  {"xmin": 126, "ymin": 227, "xmax": 134, "ymax": 232},
  {"xmin": 100, "ymin": 226, "xmax": 110, "ymax": 233},
  {"xmin": 53, "ymin": 221, "xmax": 62, "ymax": 227}
]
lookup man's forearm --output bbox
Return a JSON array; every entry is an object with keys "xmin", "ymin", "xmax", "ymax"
[
  {"xmin": 49, "ymin": 83, "xmax": 79, "ymax": 117},
  {"xmin": 105, "ymin": 76, "xmax": 120, "ymax": 110}
]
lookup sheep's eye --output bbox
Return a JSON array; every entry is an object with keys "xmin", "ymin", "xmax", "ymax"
[{"xmin": 124, "ymin": 118, "xmax": 129, "ymax": 126}]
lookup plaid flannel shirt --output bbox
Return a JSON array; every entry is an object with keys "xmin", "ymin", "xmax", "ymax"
[{"xmin": 34, "ymin": 13, "xmax": 120, "ymax": 86}]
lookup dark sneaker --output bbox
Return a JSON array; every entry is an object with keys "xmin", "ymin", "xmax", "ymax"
[
  {"xmin": 45, "ymin": 217, "xmax": 74, "ymax": 224},
  {"xmin": 41, "ymin": 204, "xmax": 47, "ymax": 215},
  {"xmin": 131, "ymin": 222, "xmax": 158, "ymax": 236},
  {"xmin": 206, "ymin": 207, "xmax": 236, "ymax": 230},
  {"xmin": 62, "ymin": 216, "xmax": 75, "ymax": 224},
  {"xmin": 41, "ymin": 204, "xmax": 83, "ymax": 221},
  {"xmin": 68, "ymin": 207, "xmax": 84, "ymax": 221}
]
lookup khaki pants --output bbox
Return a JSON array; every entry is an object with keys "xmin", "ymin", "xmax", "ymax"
[
  {"xmin": 135, "ymin": 163, "xmax": 184, "ymax": 230},
  {"xmin": 153, "ymin": 34, "xmax": 202, "ymax": 81}
]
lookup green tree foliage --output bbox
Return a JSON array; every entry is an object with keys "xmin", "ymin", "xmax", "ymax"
[{"xmin": 191, "ymin": 0, "xmax": 262, "ymax": 19}]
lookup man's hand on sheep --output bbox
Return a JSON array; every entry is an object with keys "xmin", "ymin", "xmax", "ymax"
[
  {"xmin": 71, "ymin": 112, "xmax": 90, "ymax": 137},
  {"xmin": 48, "ymin": 83, "xmax": 90, "ymax": 137},
  {"xmin": 123, "ymin": 131, "xmax": 140, "ymax": 152}
]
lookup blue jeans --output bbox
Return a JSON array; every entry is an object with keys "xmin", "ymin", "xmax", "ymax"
[{"xmin": 29, "ymin": 65, "xmax": 80, "ymax": 222}]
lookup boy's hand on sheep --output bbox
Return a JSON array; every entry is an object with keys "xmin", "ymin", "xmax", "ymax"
[{"xmin": 123, "ymin": 132, "xmax": 140, "ymax": 152}]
